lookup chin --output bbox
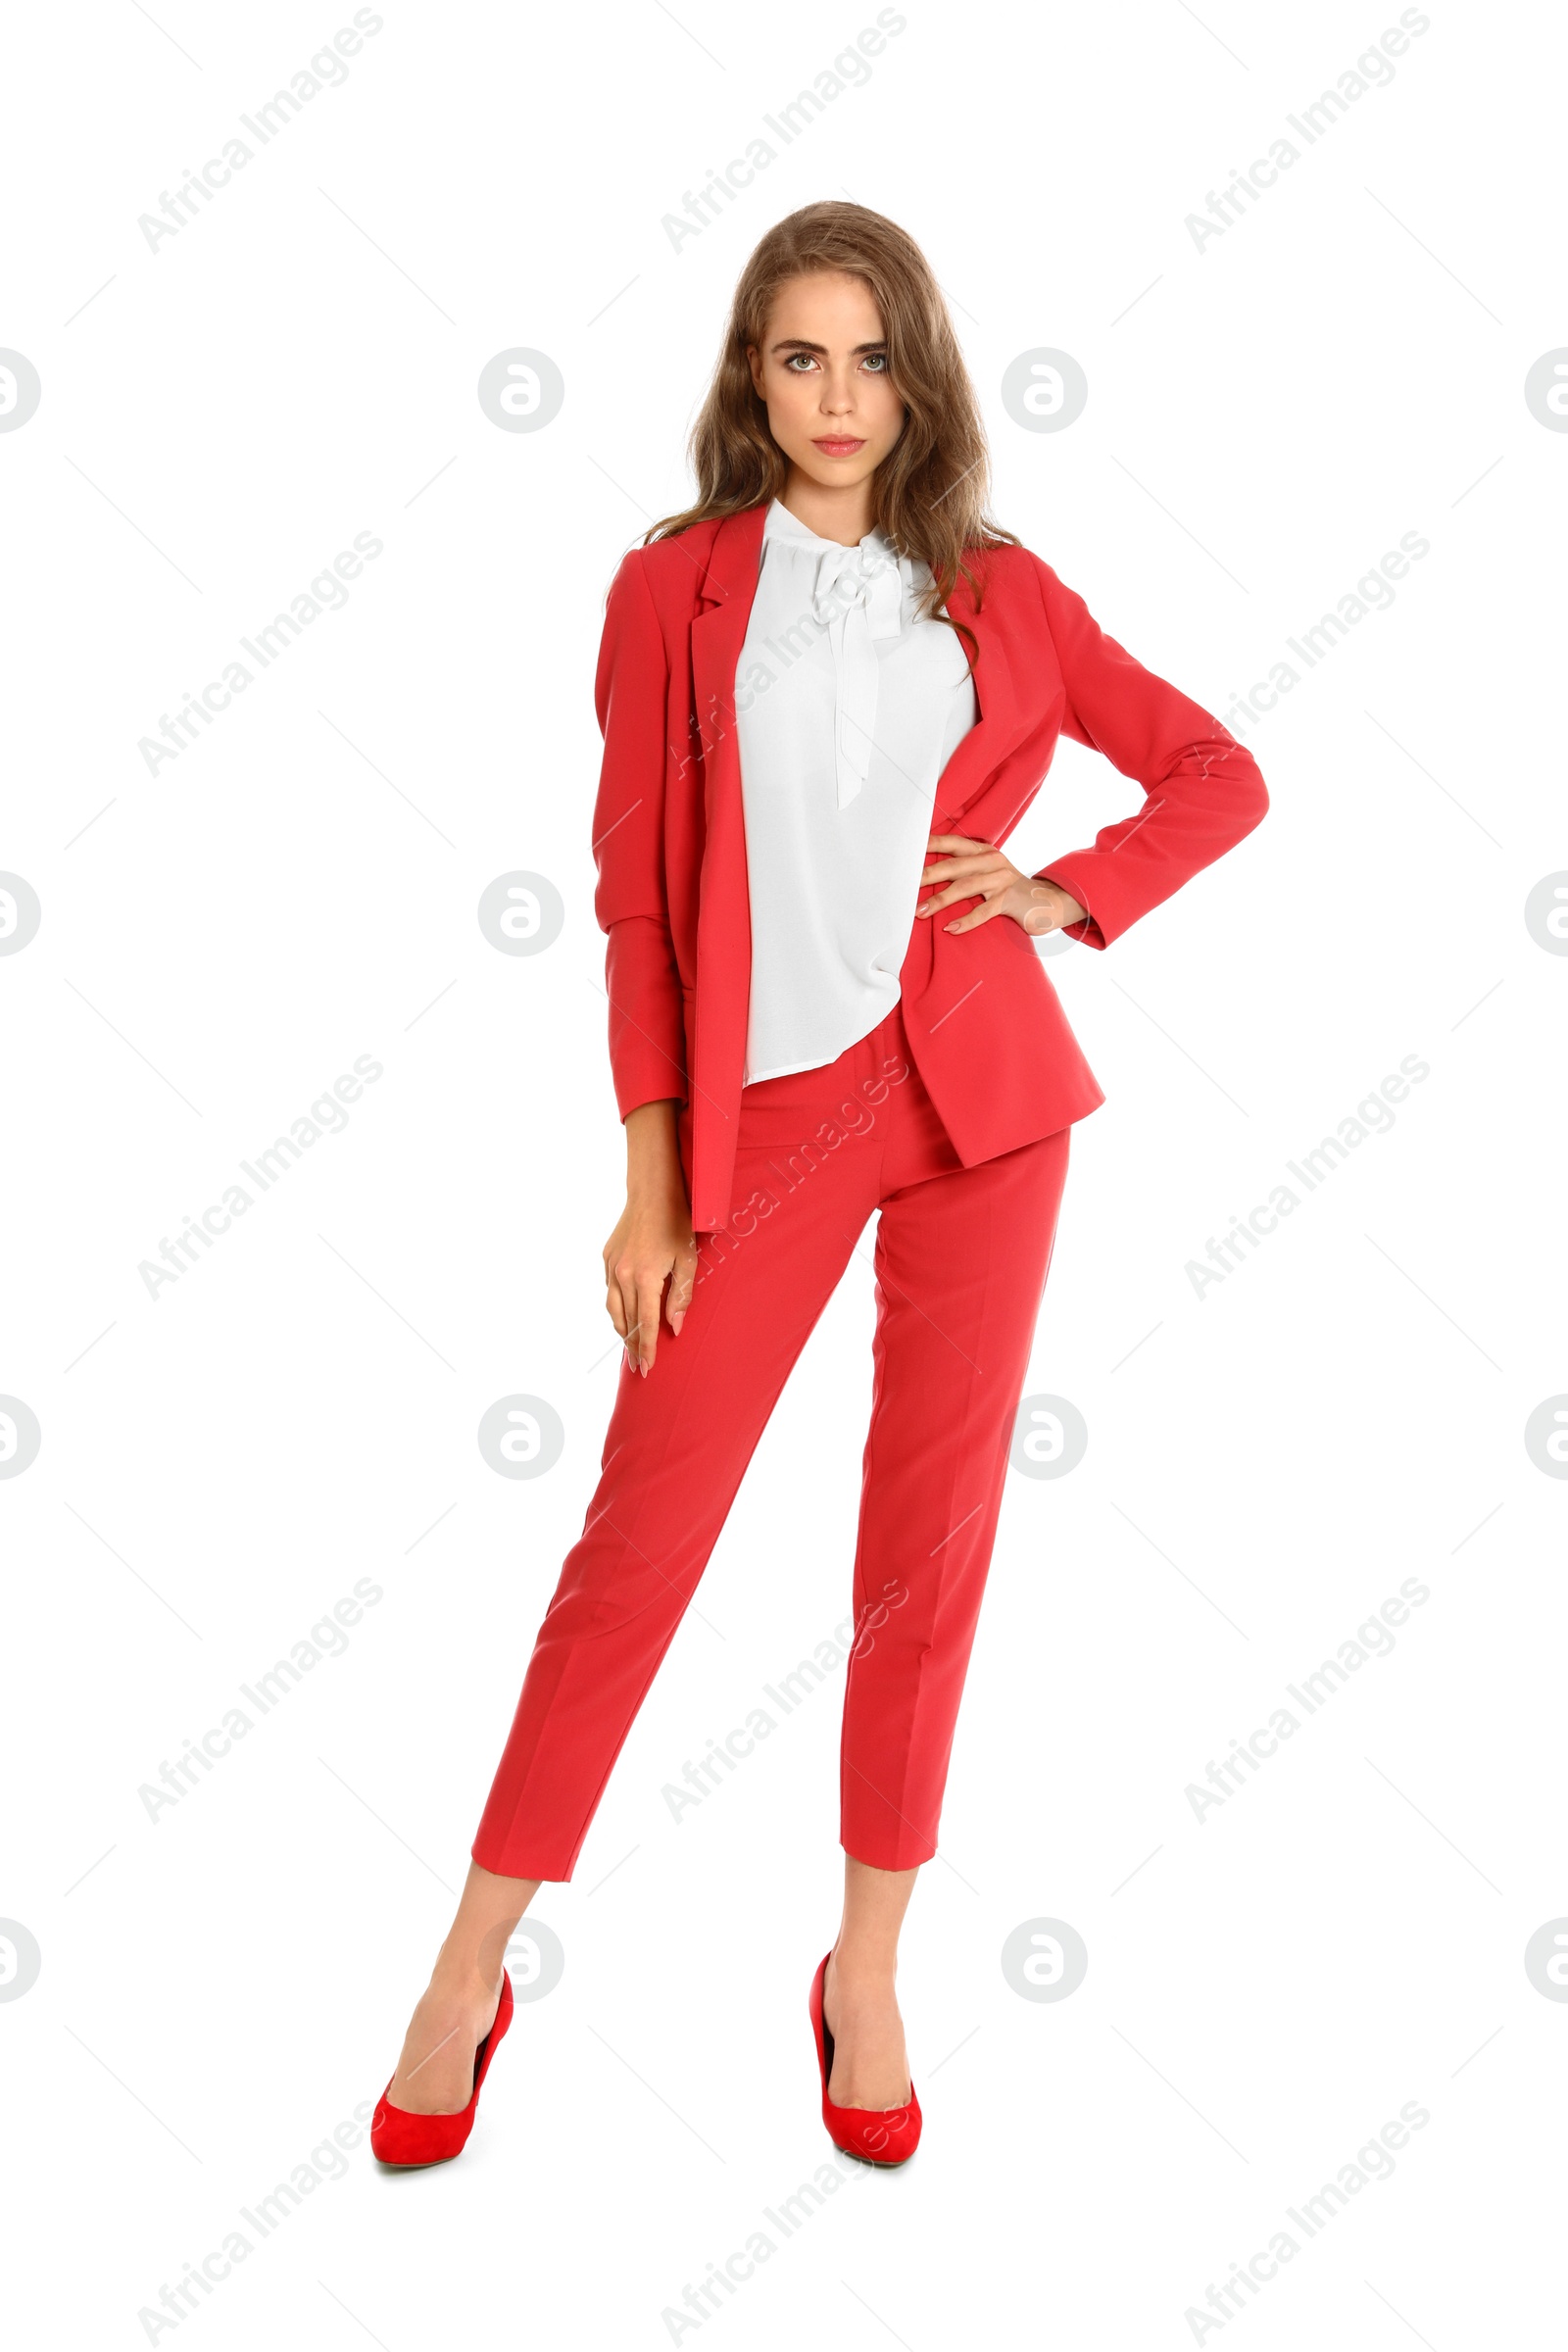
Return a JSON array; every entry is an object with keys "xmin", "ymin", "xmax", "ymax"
[{"xmin": 793, "ymin": 451, "xmax": 883, "ymax": 489}]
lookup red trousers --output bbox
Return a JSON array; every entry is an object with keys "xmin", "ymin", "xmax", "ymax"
[{"xmin": 471, "ymin": 1004, "xmax": 1070, "ymax": 1880}]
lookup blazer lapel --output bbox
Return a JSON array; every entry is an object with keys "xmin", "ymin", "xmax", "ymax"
[
  {"xmin": 929, "ymin": 555, "xmax": 1028, "ymax": 829},
  {"xmin": 684, "ymin": 503, "xmax": 767, "ymax": 1228},
  {"xmin": 690, "ymin": 500, "xmax": 769, "ymax": 818}
]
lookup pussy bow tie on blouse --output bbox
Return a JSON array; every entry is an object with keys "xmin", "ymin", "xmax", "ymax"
[{"xmin": 808, "ymin": 536, "xmax": 910, "ymax": 808}]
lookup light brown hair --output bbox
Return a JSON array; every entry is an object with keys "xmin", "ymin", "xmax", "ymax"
[{"xmin": 646, "ymin": 201, "xmax": 1017, "ymax": 644}]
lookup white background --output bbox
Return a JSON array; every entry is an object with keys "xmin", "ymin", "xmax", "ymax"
[{"xmin": 4, "ymin": 1, "xmax": 1566, "ymax": 2344}]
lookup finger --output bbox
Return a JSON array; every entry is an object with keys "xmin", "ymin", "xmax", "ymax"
[
  {"xmin": 920, "ymin": 844, "xmax": 1001, "ymax": 875},
  {"xmin": 621, "ymin": 1297, "xmax": 649, "ymax": 1374},
  {"xmin": 919, "ymin": 854, "xmax": 1000, "ymax": 887},
  {"xmin": 918, "ymin": 878, "xmax": 993, "ymax": 918},
  {"xmin": 621, "ymin": 1285, "xmax": 647, "ymax": 1372},
  {"xmin": 944, "ymin": 897, "xmax": 1001, "ymax": 933},
  {"xmin": 922, "ymin": 839, "xmax": 998, "ymax": 878},
  {"xmin": 633, "ymin": 1272, "xmax": 667, "ymax": 1376},
  {"xmin": 916, "ymin": 863, "xmax": 1006, "ymax": 914},
  {"xmin": 921, "ymin": 856, "xmax": 1005, "ymax": 898},
  {"xmin": 608, "ymin": 1251, "xmax": 644, "ymax": 1370},
  {"xmin": 666, "ymin": 1239, "xmax": 698, "ymax": 1336}
]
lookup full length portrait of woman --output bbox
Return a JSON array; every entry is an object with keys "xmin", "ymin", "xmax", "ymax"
[{"xmin": 370, "ymin": 201, "xmax": 1268, "ymax": 2172}]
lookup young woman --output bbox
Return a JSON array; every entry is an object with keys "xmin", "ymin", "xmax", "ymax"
[{"xmin": 371, "ymin": 202, "xmax": 1268, "ymax": 2171}]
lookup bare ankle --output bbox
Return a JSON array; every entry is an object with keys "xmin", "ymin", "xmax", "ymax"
[
  {"xmin": 829, "ymin": 1946, "xmax": 899, "ymax": 1993},
  {"xmin": 428, "ymin": 1949, "xmax": 504, "ymax": 2007}
]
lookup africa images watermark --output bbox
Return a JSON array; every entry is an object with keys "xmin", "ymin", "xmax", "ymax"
[
  {"xmin": 137, "ymin": 532, "xmax": 383, "ymax": 777},
  {"xmin": 136, "ymin": 10, "xmax": 386, "ymax": 254},
  {"xmin": 135, "ymin": 2097, "xmax": 376, "ymax": 2342},
  {"xmin": 661, "ymin": 1583, "xmax": 909, "ymax": 1827},
  {"xmin": 661, "ymin": 9, "xmax": 907, "ymax": 252},
  {"xmin": 660, "ymin": 2144, "xmax": 867, "ymax": 2341},
  {"xmin": 136, "ymin": 1576, "xmax": 385, "ymax": 1826},
  {"xmin": 1184, "ymin": 1053, "xmax": 1430, "ymax": 1300},
  {"xmin": 136, "ymin": 1054, "xmax": 384, "ymax": 1300},
  {"xmin": 1217, "ymin": 530, "xmax": 1431, "ymax": 743},
  {"xmin": 694, "ymin": 1049, "xmax": 913, "ymax": 1283},
  {"xmin": 1183, "ymin": 1570, "xmax": 1431, "ymax": 1826},
  {"xmin": 1182, "ymin": 2100, "xmax": 1431, "ymax": 2342},
  {"xmin": 1184, "ymin": 9, "xmax": 1433, "ymax": 255}
]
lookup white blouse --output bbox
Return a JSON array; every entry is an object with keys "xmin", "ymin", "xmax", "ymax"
[{"xmin": 735, "ymin": 498, "xmax": 978, "ymax": 1086}]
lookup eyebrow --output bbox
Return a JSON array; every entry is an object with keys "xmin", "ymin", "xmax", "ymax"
[{"xmin": 768, "ymin": 337, "xmax": 887, "ymax": 355}]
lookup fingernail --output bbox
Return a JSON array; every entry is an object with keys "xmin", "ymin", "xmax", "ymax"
[{"xmin": 639, "ymin": 1361, "xmax": 649, "ymax": 1379}]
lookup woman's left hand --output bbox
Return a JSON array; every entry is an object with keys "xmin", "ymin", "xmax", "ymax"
[{"xmin": 917, "ymin": 835, "xmax": 1087, "ymax": 938}]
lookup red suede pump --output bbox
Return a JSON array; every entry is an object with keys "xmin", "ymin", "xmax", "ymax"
[
  {"xmin": 808, "ymin": 1951, "xmax": 922, "ymax": 2168},
  {"xmin": 371, "ymin": 1970, "xmax": 514, "ymax": 2169}
]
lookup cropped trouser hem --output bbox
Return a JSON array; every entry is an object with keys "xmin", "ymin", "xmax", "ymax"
[{"xmin": 470, "ymin": 1003, "xmax": 1069, "ymax": 1884}]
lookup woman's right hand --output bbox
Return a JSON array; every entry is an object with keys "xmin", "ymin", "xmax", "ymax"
[{"xmin": 602, "ymin": 1100, "xmax": 698, "ymax": 1377}]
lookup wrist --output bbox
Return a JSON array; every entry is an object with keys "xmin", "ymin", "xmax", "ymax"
[
  {"xmin": 623, "ymin": 1099, "xmax": 684, "ymax": 1201},
  {"xmin": 1035, "ymin": 875, "xmax": 1087, "ymax": 928}
]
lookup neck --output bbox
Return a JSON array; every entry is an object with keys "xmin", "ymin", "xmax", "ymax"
[{"xmin": 778, "ymin": 466, "xmax": 875, "ymax": 547}]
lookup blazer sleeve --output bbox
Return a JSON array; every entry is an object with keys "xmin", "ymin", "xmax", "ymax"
[
  {"xmin": 1026, "ymin": 555, "xmax": 1268, "ymax": 950},
  {"xmin": 591, "ymin": 549, "xmax": 688, "ymax": 1117}
]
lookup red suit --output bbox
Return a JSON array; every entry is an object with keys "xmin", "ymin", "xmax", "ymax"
[{"xmin": 472, "ymin": 507, "xmax": 1267, "ymax": 1879}]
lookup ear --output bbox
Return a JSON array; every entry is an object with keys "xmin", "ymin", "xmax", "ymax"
[{"xmin": 745, "ymin": 345, "xmax": 765, "ymax": 399}]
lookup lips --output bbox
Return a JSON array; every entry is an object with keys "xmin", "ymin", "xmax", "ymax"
[{"xmin": 812, "ymin": 437, "xmax": 865, "ymax": 456}]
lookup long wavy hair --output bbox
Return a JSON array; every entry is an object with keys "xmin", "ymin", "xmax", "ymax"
[{"xmin": 646, "ymin": 202, "xmax": 1017, "ymax": 644}]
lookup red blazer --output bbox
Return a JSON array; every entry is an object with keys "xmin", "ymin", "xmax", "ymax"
[{"xmin": 591, "ymin": 499, "xmax": 1267, "ymax": 1233}]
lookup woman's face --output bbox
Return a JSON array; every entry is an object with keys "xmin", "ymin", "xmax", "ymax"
[{"xmin": 746, "ymin": 270, "xmax": 905, "ymax": 492}]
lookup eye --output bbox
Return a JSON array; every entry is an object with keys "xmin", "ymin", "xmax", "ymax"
[
  {"xmin": 784, "ymin": 352, "xmax": 819, "ymax": 372},
  {"xmin": 861, "ymin": 352, "xmax": 889, "ymax": 372}
]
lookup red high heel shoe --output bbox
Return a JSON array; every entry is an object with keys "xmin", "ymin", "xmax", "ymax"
[
  {"xmin": 371, "ymin": 1970, "xmax": 514, "ymax": 2169},
  {"xmin": 808, "ymin": 1951, "xmax": 922, "ymax": 2168}
]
